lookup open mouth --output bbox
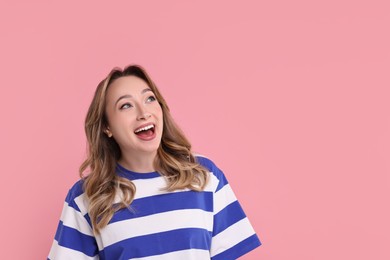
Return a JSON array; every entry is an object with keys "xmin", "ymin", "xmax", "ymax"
[{"xmin": 134, "ymin": 124, "xmax": 155, "ymax": 138}]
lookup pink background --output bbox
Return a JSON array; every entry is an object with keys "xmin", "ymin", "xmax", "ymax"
[{"xmin": 1, "ymin": 1, "xmax": 389, "ymax": 259}]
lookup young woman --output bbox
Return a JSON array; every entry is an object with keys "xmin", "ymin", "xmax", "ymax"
[{"xmin": 48, "ymin": 65, "xmax": 261, "ymax": 259}]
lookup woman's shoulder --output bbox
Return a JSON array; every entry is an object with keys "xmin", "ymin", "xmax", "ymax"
[
  {"xmin": 194, "ymin": 154, "xmax": 226, "ymax": 180},
  {"xmin": 194, "ymin": 154, "xmax": 230, "ymax": 193},
  {"xmin": 64, "ymin": 179, "xmax": 85, "ymax": 203},
  {"xmin": 194, "ymin": 153, "xmax": 217, "ymax": 170}
]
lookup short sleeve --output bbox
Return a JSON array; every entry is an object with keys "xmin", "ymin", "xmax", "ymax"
[
  {"xmin": 202, "ymin": 158, "xmax": 261, "ymax": 260},
  {"xmin": 48, "ymin": 181, "xmax": 99, "ymax": 260}
]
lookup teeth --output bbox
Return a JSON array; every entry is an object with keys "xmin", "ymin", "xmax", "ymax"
[{"xmin": 135, "ymin": 124, "xmax": 154, "ymax": 133}]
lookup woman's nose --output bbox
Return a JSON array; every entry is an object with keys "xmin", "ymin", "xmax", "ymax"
[
  {"xmin": 136, "ymin": 107, "xmax": 151, "ymax": 121},
  {"xmin": 137, "ymin": 113, "xmax": 151, "ymax": 120}
]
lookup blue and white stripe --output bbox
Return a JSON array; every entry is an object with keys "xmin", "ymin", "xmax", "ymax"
[{"xmin": 48, "ymin": 156, "xmax": 261, "ymax": 259}]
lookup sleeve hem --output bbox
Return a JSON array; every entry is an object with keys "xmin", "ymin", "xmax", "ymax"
[{"xmin": 211, "ymin": 235, "xmax": 262, "ymax": 260}]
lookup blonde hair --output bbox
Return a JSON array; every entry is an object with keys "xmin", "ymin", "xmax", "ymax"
[{"xmin": 80, "ymin": 65, "xmax": 209, "ymax": 234}]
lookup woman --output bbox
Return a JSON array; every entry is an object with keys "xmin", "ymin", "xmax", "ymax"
[{"xmin": 48, "ymin": 64, "xmax": 261, "ymax": 259}]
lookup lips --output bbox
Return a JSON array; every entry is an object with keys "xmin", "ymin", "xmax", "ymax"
[{"xmin": 134, "ymin": 123, "xmax": 156, "ymax": 141}]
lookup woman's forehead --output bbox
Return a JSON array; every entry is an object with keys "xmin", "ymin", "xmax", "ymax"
[{"xmin": 108, "ymin": 76, "xmax": 151, "ymax": 95}]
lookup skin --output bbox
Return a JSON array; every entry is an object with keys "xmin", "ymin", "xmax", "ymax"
[{"xmin": 104, "ymin": 76, "xmax": 163, "ymax": 173}]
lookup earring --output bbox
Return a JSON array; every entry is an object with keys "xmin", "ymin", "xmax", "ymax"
[{"xmin": 105, "ymin": 129, "xmax": 113, "ymax": 138}]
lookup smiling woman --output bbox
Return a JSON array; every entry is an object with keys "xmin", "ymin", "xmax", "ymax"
[{"xmin": 48, "ymin": 64, "xmax": 261, "ymax": 260}]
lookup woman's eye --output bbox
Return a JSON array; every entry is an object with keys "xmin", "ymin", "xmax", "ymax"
[
  {"xmin": 120, "ymin": 103, "xmax": 132, "ymax": 110},
  {"xmin": 147, "ymin": 96, "xmax": 156, "ymax": 102}
]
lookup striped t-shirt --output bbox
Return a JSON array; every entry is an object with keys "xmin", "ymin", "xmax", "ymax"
[{"xmin": 48, "ymin": 156, "xmax": 261, "ymax": 259}]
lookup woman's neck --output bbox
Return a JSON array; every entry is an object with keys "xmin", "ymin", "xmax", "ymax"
[{"xmin": 118, "ymin": 151, "xmax": 157, "ymax": 173}]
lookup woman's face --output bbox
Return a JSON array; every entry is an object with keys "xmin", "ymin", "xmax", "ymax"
[{"xmin": 104, "ymin": 75, "xmax": 163, "ymax": 158}]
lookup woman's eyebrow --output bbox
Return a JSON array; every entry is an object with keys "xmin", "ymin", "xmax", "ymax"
[
  {"xmin": 115, "ymin": 94, "xmax": 132, "ymax": 106},
  {"xmin": 114, "ymin": 88, "xmax": 152, "ymax": 106},
  {"xmin": 142, "ymin": 88, "xmax": 153, "ymax": 94}
]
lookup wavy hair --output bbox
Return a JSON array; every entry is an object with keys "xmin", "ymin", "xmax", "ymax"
[{"xmin": 80, "ymin": 65, "xmax": 209, "ymax": 234}]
